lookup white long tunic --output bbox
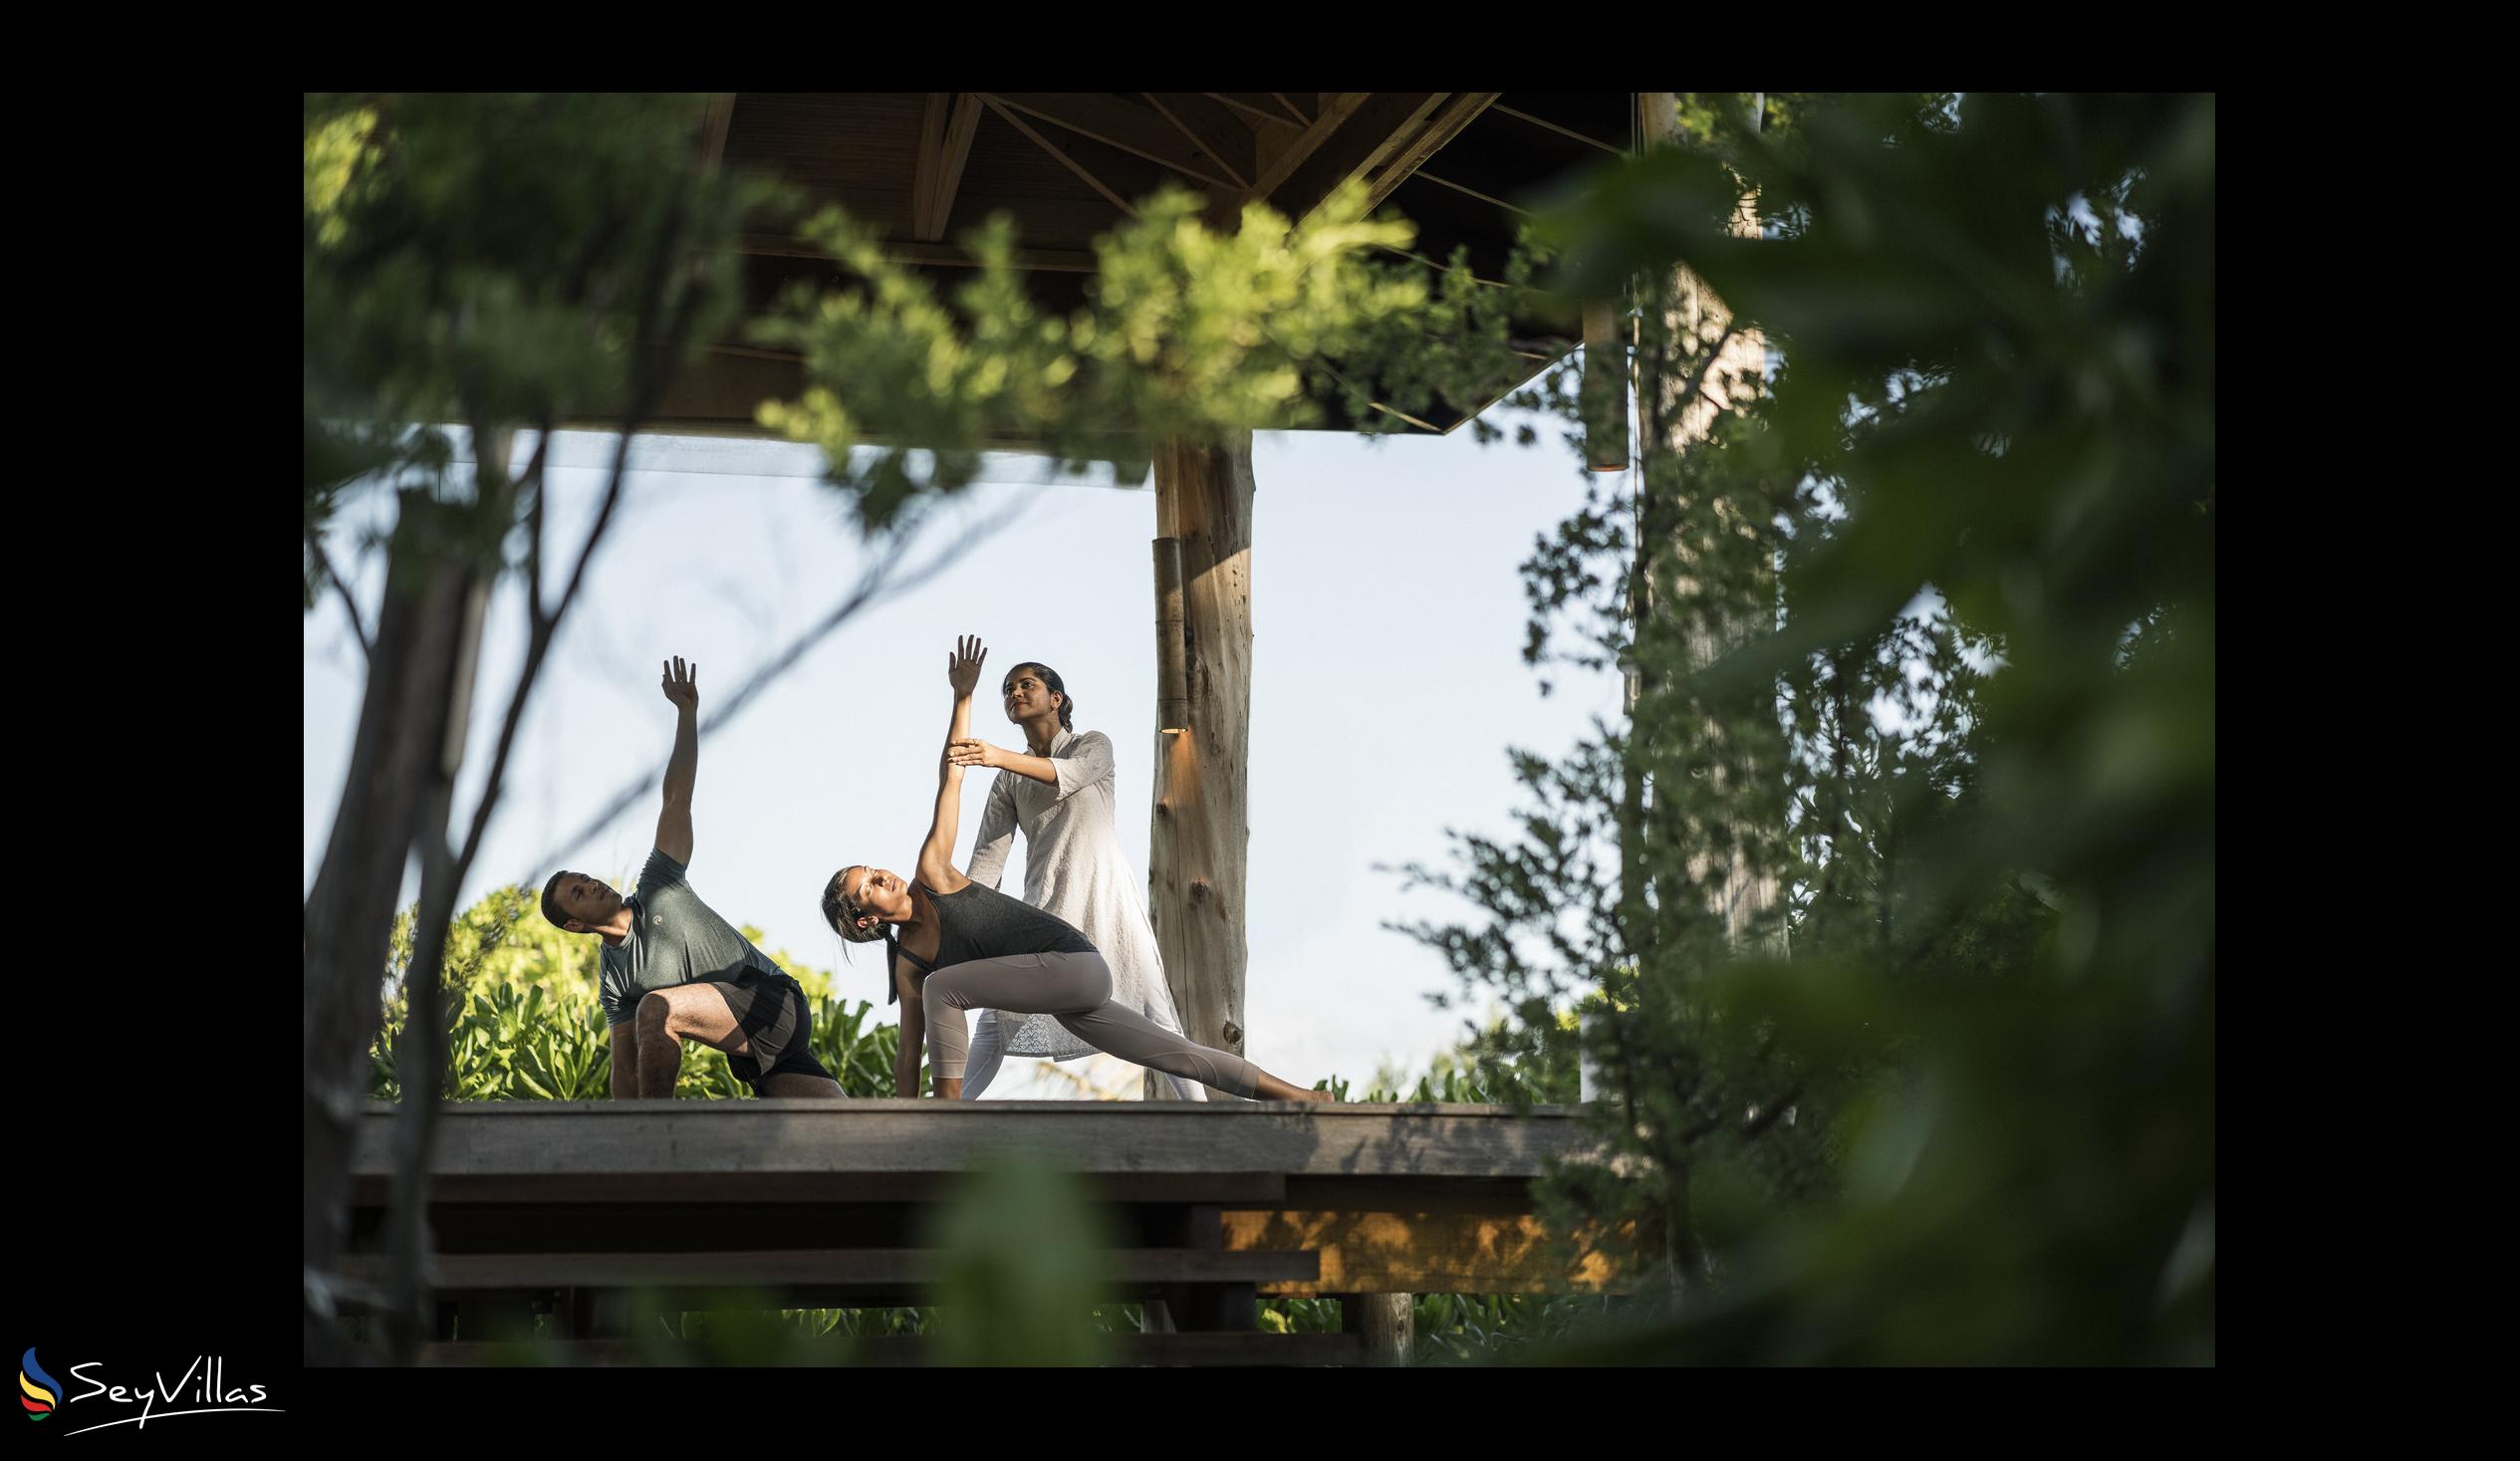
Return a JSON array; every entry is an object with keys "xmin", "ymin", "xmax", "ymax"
[{"xmin": 963, "ymin": 729, "xmax": 1206, "ymax": 1099}]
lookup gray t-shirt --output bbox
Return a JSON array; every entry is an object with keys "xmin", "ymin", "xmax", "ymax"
[{"xmin": 598, "ymin": 848, "xmax": 787, "ymax": 1028}]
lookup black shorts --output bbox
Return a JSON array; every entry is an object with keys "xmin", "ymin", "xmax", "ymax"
[{"xmin": 713, "ymin": 970, "xmax": 835, "ymax": 1092}]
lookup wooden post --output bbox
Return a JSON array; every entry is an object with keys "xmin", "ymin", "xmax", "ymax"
[
  {"xmin": 1582, "ymin": 297, "xmax": 1630, "ymax": 472},
  {"xmin": 1636, "ymin": 92, "xmax": 1782, "ymax": 952},
  {"xmin": 1145, "ymin": 433, "xmax": 1255, "ymax": 1101},
  {"xmin": 1346, "ymin": 1293, "xmax": 1414, "ymax": 1365}
]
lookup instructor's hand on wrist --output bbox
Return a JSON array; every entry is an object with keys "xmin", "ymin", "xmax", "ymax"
[{"xmin": 947, "ymin": 737, "xmax": 999, "ymax": 770}]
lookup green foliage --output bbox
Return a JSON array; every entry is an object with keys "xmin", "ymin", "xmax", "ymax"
[
  {"xmin": 1315, "ymin": 1015, "xmax": 1581, "ymax": 1106},
  {"xmin": 1375, "ymin": 93, "xmax": 2214, "ymax": 1362},
  {"xmin": 921, "ymin": 1151, "xmax": 1122, "ymax": 1365},
  {"xmin": 303, "ymin": 92, "xmax": 772, "ymax": 617},
  {"xmin": 750, "ymin": 184, "xmax": 1490, "ymax": 529},
  {"xmin": 1248, "ymin": 1292, "xmax": 1609, "ymax": 1364}
]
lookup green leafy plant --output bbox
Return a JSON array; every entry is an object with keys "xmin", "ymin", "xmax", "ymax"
[{"xmin": 1369, "ymin": 92, "xmax": 2213, "ymax": 1363}]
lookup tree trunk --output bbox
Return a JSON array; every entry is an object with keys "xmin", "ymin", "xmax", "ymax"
[
  {"xmin": 1144, "ymin": 432, "xmax": 1255, "ymax": 1098},
  {"xmin": 301, "ymin": 489, "xmax": 489, "ymax": 1358},
  {"xmin": 379, "ymin": 430, "xmax": 507, "ymax": 1363}
]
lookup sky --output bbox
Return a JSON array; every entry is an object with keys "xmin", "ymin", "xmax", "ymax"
[{"xmin": 303, "ymin": 400, "xmax": 1624, "ymax": 1098}]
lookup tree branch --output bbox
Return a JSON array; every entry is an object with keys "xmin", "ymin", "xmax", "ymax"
[
  {"xmin": 1740, "ymin": 1084, "xmax": 1804, "ymax": 1141},
  {"xmin": 521, "ymin": 415, "xmax": 555, "ymax": 622},
  {"xmin": 457, "ymin": 180, "xmax": 699, "ymax": 873},
  {"xmin": 308, "ymin": 531, "xmax": 372, "ymax": 660},
  {"xmin": 524, "ymin": 491, "xmax": 1035, "ymax": 878}
]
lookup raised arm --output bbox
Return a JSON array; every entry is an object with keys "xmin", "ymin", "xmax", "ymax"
[
  {"xmin": 914, "ymin": 635, "xmax": 986, "ymax": 894},
  {"xmin": 655, "ymin": 656, "xmax": 698, "ymax": 864}
]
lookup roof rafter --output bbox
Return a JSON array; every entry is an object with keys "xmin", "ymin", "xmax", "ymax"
[
  {"xmin": 1492, "ymin": 103, "xmax": 1625, "ymax": 155},
  {"xmin": 1362, "ymin": 93, "xmax": 1500, "ymax": 211},
  {"xmin": 911, "ymin": 93, "xmax": 985, "ymax": 242},
  {"xmin": 1249, "ymin": 92, "xmax": 1377, "ymax": 205},
  {"xmin": 1205, "ymin": 92, "xmax": 1307, "ymax": 130},
  {"xmin": 1143, "ymin": 92, "xmax": 1251, "ymax": 191},
  {"xmin": 980, "ymin": 93, "xmax": 1242, "ymax": 194},
  {"xmin": 1263, "ymin": 92, "xmax": 1442, "ymax": 221},
  {"xmin": 1406, "ymin": 165, "xmax": 1530, "ymax": 217},
  {"xmin": 699, "ymin": 93, "xmax": 737, "ymax": 173},
  {"xmin": 979, "ymin": 94, "xmax": 1140, "ymax": 220}
]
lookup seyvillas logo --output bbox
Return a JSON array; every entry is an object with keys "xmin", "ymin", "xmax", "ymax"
[
  {"xmin": 21, "ymin": 1351, "xmax": 281, "ymax": 1435},
  {"xmin": 20, "ymin": 1348, "xmax": 59, "ymax": 1420}
]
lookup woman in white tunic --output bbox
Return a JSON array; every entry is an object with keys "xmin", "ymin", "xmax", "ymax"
[{"xmin": 943, "ymin": 659, "xmax": 1208, "ymax": 1100}]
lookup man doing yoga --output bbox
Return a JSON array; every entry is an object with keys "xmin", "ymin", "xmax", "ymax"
[{"xmin": 540, "ymin": 656, "xmax": 845, "ymax": 1100}]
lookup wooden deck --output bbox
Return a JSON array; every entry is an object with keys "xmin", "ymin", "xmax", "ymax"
[{"xmin": 347, "ymin": 1099, "xmax": 1635, "ymax": 1364}]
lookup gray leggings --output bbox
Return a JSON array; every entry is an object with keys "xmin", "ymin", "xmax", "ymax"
[{"xmin": 923, "ymin": 951, "xmax": 1264, "ymax": 1099}]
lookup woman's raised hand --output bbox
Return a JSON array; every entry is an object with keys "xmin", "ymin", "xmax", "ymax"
[
  {"xmin": 946, "ymin": 634, "xmax": 988, "ymax": 698},
  {"xmin": 946, "ymin": 737, "xmax": 1002, "ymax": 770}
]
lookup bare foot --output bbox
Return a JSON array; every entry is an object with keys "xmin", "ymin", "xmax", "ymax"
[{"xmin": 1252, "ymin": 1073, "xmax": 1334, "ymax": 1103}]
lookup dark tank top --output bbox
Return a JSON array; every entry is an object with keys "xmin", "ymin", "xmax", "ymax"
[{"xmin": 889, "ymin": 878, "xmax": 1095, "ymax": 1000}]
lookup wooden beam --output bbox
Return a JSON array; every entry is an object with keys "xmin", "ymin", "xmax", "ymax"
[
  {"xmin": 354, "ymin": 1100, "xmax": 1610, "ymax": 1182},
  {"xmin": 342, "ymin": 1247, "xmax": 1318, "ymax": 1291},
  {"xmin": 698, "ymin": 93, "xmax": 737, "ymax": 173},
  {"xmin": 736, "ymin": 232, "xmax": 1098, "ymax": 272},
  {"xmin": 914, "ymin": 93, "xmax": 984, "ymax": 241},
  {"xmin": 1268, "ymin": 92, "xmax": 1313, "ymax": 124},
  {"xmin": 982, "ymin": 93, "xmax": 1240, "ymax": 193},
  {"xmin": 1205, "ymin": 93, "xmax": 1308, "ymax": 129},
  {"xmin": 910, "ymin": 93, "xmax": 947, "ymax": 236},
  {"xmin": 1492, "ymin": 102, "xmax": 1626, "ymax": 155},
  {"xmin": 1261, "ymin": 92, "xmax": 1460, "ymax": 224},
  {"xmin": 350, "ymin": 1168, "xmax": 1287, "ymax": 1207},
  {"xmin": 1248, "ymin": 92, "xmax": 1377, "ymax": 206},
  {"xmin": 1143, "ymin": 92, "xmax": 1251, "ymax": 191},
  {"xmin": 979, "ymin": 94, "xmax": 1138, "ymax": 220},
  {"xmin": 1363, "ymin": 94, "xmax": 1502, "ymax": 211},
  {"xmin": 1404, "ymin": 166, "xmax": 1531, "ymax": 218}
]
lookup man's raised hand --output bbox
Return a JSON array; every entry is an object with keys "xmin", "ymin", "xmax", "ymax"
[{"xmin": 662, "ymin": 656, "xmax": 699, "ymax": 711}]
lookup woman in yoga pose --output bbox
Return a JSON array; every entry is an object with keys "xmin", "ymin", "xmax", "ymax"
[
  {"xmin": 940, "ymin": 655, "xmax": 1204, "ymax": 1099},
  {"xmin": 825, "ymin": 635, "xmax": 1329, "ymax": 1104}
]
